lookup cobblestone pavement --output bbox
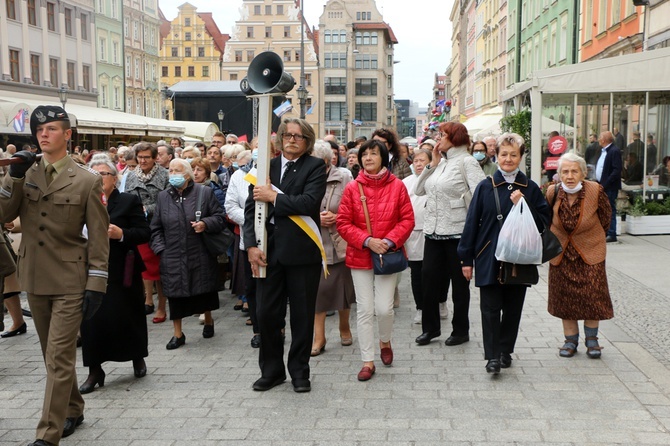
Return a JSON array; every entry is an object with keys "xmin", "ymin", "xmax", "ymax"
[{"xmin": 1, "ymin": 235, "xmax": 670, "ymax": 445}]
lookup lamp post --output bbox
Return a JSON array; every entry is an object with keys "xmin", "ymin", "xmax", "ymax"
[
  {"xmin": 297, "ymin": 85, "xmax": 308, "ymax": 120},
  {"xmin": 161, "ymin": 85, "xmax": 171, "ymax": 120},
  {"xmin": 218, "ymin": 110, "xmax": 224, "ymax": 132},
  {"xmin": 298, "ymin": 0, "xmax": 306, "ymax": 118},
  {"xmin": 58, "ymin": 86, "xmax": 71, "ymax": 152}
]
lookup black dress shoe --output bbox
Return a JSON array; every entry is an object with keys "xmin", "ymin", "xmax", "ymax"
[
  {"xmin": 415, "ymin": 331, "xmax": 441, "ymax": 345},
  {"xmin": 605, "ymin": 235, "xmax": 617, "ymax": 243},
  {"xmin": 133, "ymin": 358, "xmax": 147, "ymax": 378},
  {"xmin": 1, "ymin": 321, "xmax": 27, "ymax": 338},
  {"xmin": 202, "ymin": 324, "xmax": 214, "ymax": 338},
  {"xmin": 166, "ymin": 334, "xmax": 186, "ymax": 350},
  {"xmin": 76, "ymin": 336, "xmax": 82, "ymax": 348},
  {"xmin": 62, "ymin": 414, "xmax": 84, "ymax": 438},
  {"xmin": 485, "ymin": 359, "xmax": 501, "ymax": 375},
  {"xmin": 79, "ymin": 368, "xmax": 105, "ymax": 394},
  {"xmin": 252, "ymin": 375, "xmax": 286, "ymax": 391},
  {"xmin": 250, "ymin": 334, "xmax": 261, "ymax": 348},
  {"xmin": 144, "ymin": 304, "xmax": 155, "ymax": 315},
  {"xmin": 28, "ymin": 440, "xmax": 55, "ymax": 446},
  {"xmin": 445, "ymin": 335, "xmax": 470, "ymax": 346},
  {"xmin": 500, "ymin": 352, "xmax": 513, "ymax": 369},
  {"xmin": 292, "ymin": 378, "xmax": 311, "ymax": 393}
]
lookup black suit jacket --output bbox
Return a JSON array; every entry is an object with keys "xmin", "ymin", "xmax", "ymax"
[
  {"xmin": 243, "ymin": 154, "xmax": 327, "ymax": 266},
  {"xmin": 599, "ymin": 144, "xmax": 622, "ymax": 192},
  {"xmin": 107, "ymin": 189, "xmax": 151, "ymax": 284}
]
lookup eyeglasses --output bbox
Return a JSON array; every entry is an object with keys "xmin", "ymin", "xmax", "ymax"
[{"xmin": 282, "ymin": 133, "xmax": 305, "ymax": 142}]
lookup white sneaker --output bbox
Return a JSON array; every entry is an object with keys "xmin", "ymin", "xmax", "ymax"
[
  {"xmin": 413, "ymin": 310, "xmax": 422, "ymax": 324},
  {"xmin": 439, "ymin": 302, "xmax": 448, "ymax": 320}
]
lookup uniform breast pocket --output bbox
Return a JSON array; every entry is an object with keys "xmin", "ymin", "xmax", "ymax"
[{"xmin": 52, "ymin": 193, "xmax": 81, "ymax": 222}]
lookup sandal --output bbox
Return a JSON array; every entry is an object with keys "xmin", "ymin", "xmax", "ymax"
[
  {"xmin": 559, "ymin": 340, "xmax": 578, "ymax": 358},
  {"xmin": 585, "ymin": 336, "xmax": 603, "ymax": 359}
]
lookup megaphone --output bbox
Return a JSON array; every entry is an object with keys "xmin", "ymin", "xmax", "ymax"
[{"xmin": 243, "ymin": 51, "xmax": 296, "ymax": 95}]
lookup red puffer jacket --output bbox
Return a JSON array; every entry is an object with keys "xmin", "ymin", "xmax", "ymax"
[{"xmin": 336, "ymin": 170, "xmax": 415, "ymax": 270}]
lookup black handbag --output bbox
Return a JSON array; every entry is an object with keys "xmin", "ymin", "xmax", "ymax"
[
  {"xmin": 358, "ymin": 183, "xmax": 408, "ymax": 275},
  {"xmin": 541, "ymin": 183, "xmax": 563, "ymax": 263},
  {"xmin": 196, "ymin": 185, "xmax": 235, "ymax": 257}
]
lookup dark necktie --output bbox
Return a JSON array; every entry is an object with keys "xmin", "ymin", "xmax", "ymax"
[
  {"xmin": 46, "ymin": 164, "xmax": 56, "ymax": 186},
  {"xmin": 282, "ymin": 161, "xmax": 294, "ymax": 183}
]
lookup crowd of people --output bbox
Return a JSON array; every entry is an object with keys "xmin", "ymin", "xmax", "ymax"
[{"xmin": 0, "ymin": 105, "xmax": 620, "ymax": 445}]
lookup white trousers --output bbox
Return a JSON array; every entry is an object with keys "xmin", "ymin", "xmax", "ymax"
[{"xmin": 351, "ymin": 269, "xmax": 397, "ymax": 362}]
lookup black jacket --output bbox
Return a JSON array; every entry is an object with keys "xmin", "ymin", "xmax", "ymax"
[
  {"xmin": 599, "ymin": 144, "xmax": 622, "ymax": 192},
  {"xmin": 107, "ymin": 190, "xmax": 150, "ymax": 284}
]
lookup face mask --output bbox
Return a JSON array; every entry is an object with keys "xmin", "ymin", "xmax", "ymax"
[
  {"xmin": 473, "ymin": 152, "xmax": 486, "ymax": 161},
  {"xmin": 232, "ymin": 162, "xmax": 239, "ymax": 169},
  {"xmin": 252, "ymin": 150, "xmax": 258, "ymax": 161},
  {"xmin": 169, "ymin": 174, "xmax": 186, "ymax": 188},
  {"xmin": 410, "ymin": 164, "xmax": 416, "ymax": 176}
]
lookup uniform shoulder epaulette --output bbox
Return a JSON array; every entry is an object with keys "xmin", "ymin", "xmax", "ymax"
[{"xmin": 76, "ymin": 163, "xmax": 99, "ymax": 175}]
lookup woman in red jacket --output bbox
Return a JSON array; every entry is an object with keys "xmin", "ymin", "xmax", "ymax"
[{"xmin": 337, "ymin": 140, "xmax": 414, "ymax": 381}]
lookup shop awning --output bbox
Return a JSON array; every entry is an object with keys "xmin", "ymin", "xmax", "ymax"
[
  {"xmin": 172, "ymin": 120, "xmax": 219, "ymax": 142},
  {"xmin": 462, "ymin": 106, "xmax": 503, "ymax": 136}
]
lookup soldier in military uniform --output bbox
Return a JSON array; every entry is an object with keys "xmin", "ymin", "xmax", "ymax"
[{"xmin": 0, "ymin": 106, "xmax": 109, "ymax": 446}]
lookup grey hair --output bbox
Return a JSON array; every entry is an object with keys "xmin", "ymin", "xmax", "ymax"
[
  {"xmin": 224, "ymin": 143, "xmax": 245, "ymax": 159},
  {"xmin": 169, "ymin": 158, "xmax": 194, "ymax": 181},
  {"xmin": 557, "ymin": 152, "xmax": 588, "ymax": 177},
  {"xmin": 89, "ymin": 154, "xmax": 120, "ymax": 187},
  {"xmin": 483, "ymin": 136, "xmax": 497, "ymax": 145},
  {"xmin": 182, "ymin": 146, "xmax": 201, "ymax": 158},
  {"xmin": 413, "ymin": 148, "xmax": 433, "ymax": 162},
  {"xmin": 497, "ymin": 132, "xmax": 524, "ymax": 148},
  {"xmin": 237, "ymin": 149, "xmax": 252, "ymax": 166},
  {"xmin": 346, "ymin": 148, "xmax": 359, "ymax": 156},
  {"xmin": 313, "ymin": 140, "xmax": 334, "ymax": 164}
]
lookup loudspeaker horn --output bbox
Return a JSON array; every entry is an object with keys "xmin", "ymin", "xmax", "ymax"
[{"xmin": 246, "ymin": 51, "xmax": 296, "ymax": 95}]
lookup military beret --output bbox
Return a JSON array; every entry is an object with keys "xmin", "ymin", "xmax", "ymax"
[{"xmin": 30, "ymin": 105, "xmax": 70, "ymax": 137}]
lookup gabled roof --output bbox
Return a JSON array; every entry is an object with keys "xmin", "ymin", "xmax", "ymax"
[
  {"xmin": 197, "ymin": 12, "xmax": 229, "ymax": 55},
  {"xmin": 353, "ymin": 22, "xmax": 398, "ymax": 44}
]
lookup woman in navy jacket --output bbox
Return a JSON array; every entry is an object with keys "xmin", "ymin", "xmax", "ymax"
[{"xmin": 458, "ymin": 133, "xmax": 550, "ymax": 375}]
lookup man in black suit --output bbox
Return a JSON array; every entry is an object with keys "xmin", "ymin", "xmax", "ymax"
[
  {"xmin": 243, "ymin": 118, "xmax": 327, "ymax": 393},
  {"xmin": 613, "ymin": 127, "xmax": 625, "ymax": 151},
  {"xmin": 595, "ymin": 131, "xmax": 622, "ymax": 243}
]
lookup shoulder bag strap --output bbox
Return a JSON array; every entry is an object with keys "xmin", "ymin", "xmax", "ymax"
[
  {"xmin": 492, "ymin": 176, "xmax": 503, "ymax": 229},
  {"xmin": 357, "ymin": 182, "xmax": 372, "ymax": 235},
  {"xmin": 195, "ymin": 185, "xmax": 203, "ymax": 222}
]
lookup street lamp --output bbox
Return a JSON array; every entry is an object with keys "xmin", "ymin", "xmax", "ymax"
[
  {"xmin": 343, "ymin": 111, "xmax": 349, "ymax": 142},
  {"xmin": 217, "ymin": 109, "xmax": 224, "ymax": 132},
  {"xmin": 297, "ymin": 85, "xmax": 308, "ymax": 120},
  {"xmin": 58, "ymin": 86, "xmax": 71, "ymax": 151}
]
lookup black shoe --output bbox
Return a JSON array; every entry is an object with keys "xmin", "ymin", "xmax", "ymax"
[
  {"xmin": 445, "ymin": 335, "xmax": 470, "ymax": 346},
  {"xmin": 250, "ymin": 334, "xmax": 261, "ymax": 348},
  {"xmin": 79, "ymin": 368, "xmax": 105, "ymax": 394},
  {"xmin": 166, "ymin": 334, "xmax": 186, "ymax": 350},
  {"xmin": 76, "ymin": 336, "xmax": 82, "ymax": 348},
  {"xmin": 252, "ymin": 375, "xmax": 286, "ymax": 391},
  {"xmin": 28, "ymin": 440, "xmax": 55, "ymax": 446},
  {"xmin": 500, "ymin": 352, "xmax": 513, "ymax": 369},
  {"xmin": 605, "ymin": 235, "xmax": 617, "ymax": 243},
  {"xmin": 144, "ymin": 304, "xmax": 155, "ymax": 315},
  {"xmin": 202, "ymin": 324, "xmax": 214, "ymax": 338},
  {"xmin": 485, "ymin": 359, "xmax": 501, "ymax": 375},
  {"xmin": 62, "ymin": 414, "xmax": 84, "ymax": 438},
  {"xmin": 133, "ymin": 358, "xmax": 147, "ymax": 378},
  {"xmin": 22, "ymin": 308, "xmax": 32, "ymax": 318},
  {"xmin": 415, "ymin": 331, "xmax": 441, "ymax": 345},
  {"xmin": 1, "ymin": 321, "xmax": 27, "ymax": 337},
  {"xmin": 292, "ymin": 378, "xmax": 311, "ymax": 393}
]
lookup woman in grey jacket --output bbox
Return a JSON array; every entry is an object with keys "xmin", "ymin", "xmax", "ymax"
[{"xmin": 414, "ymin": 122, "xmax": 485, "ymax": 346}]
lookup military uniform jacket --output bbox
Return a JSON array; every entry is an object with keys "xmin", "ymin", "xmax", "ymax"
[{"xmin": 0, "ymin": 156, "xmax": 110, "ymax": 295}]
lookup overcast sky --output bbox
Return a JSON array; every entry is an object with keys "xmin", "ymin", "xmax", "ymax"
[{"xmin": 159, "ymin": 0, "xmax": 453, "ymax": 108}]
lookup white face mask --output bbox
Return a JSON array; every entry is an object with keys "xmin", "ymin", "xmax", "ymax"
[{"xmin": 561, "ymin": 181, "xmax": 583, "ymax": 194}]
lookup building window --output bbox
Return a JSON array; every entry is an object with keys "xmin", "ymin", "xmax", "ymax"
[
  {"xmin": 355, "ymin": 54, "xmax": 377, "ymax": 69},
  {"xmin": 171, "ymin": 47, "xmax": 178, "ymax": 57},
  {"xmin": 387, "ymin": 75, "xmax": 392, "ymax": 88},
  {"xmin": 112, "ymin": 41, "xmax": 119, "ymax": 64},
  {"xmin": 295, "ymin": 50, "xmax": 301, "ymax": 62},
  {"xmin": 64, "ymin": 8, "xmax": 72, "ymax": 36},
  {"xmin": 202, "ymin": 66, "xmax": 209, "ymax": 77},
  {"xmin": 135, "ymin": 58, "xmax": 140, "ymax": 79},
  {"xmin": 247, "ymin": 50, "xmax": 255, "ymax": 61},
  {"xmin": 114, "ymin": 86, "xmax": 120, "ymax": 109},
  {"xmin": 560, "ymin": 13, "xmax": 568, "ymax": 61},
  {"xmin": 230, "ymin": 73, "xmax": 238, "ymax": 80},
  {"xmin": 67, "ymin": 62, "xmax": 75, "ymax": 89},
  {"xmin": 125, "ymin": 55, "xmax": 131, "ymax": 77},
  {"xmin": 81, "ymin": 14, "xmax": 88, "ymax": 40},
  {"xmin": 110, "ymin": 0, "xmax": 117, "ymax": 18},
  {"xmin": 283, "ymin": 51, "xmax": 291, "ymax": 62},
  {"xmin": 83, "ymin": 65, "xmax": 90, "ymax": 91},
  {"xmin": 305, "ymin": 73, "xmax": 312, "ymax": 87},
  {"xmin": 198, "ymin": 47, "xmax": 205, "ymax": 57},
  {"xmin": 325, "ymin": 77, "xmax": 346, "ymax": 95},
  {"xmin": 325, "ymin": 31, "xmax": 331, "ymax": 43},
  {"xmin": 265, "ymin": 5, "xmax": 271, "ymax": 15},
  {"xmin": 47, "ymin": 2, "xmax": 56, "ymax": 31},
  {"xmin": 355, "ymin": 102, "xmax": 377, "ymax": 121},
  {"xmin": 185, "ymin": 47, "xmax": 191, "ymax": 57},
  {"xmin": 9, "ymin": 50, "xmax": 19, "ymax": 82},
  {"xmin": 610, "ymin": 0, "xmax": 620, "ymax": 27},
  {"xmin": 265, "ymin": 26, "xmax": 272, "ymax": 38},
  {"xmin": 247, "ymin": 26, "xmax": 254, "ymax": 38},
  {"xmin": 133, "ymin": 21, "xmax": 138, "ymax": 40},
  {"xmin": 99, "ymin": 38, "xmax": 106, "ymax": 60},
  {"xmin": 387, "ymin": 55, "xmax": 393, "ymax": 67},
  {"xmin": 127, "ymin": 97, "xmax": 132, "ymax": 112},
  {"xmin": 136, "ymin": 98, "xmax": 141, "ymax": 114},
  {"xmin": 175, "ymin": 66, "xmax": 181, "ymax": 77},
  {"xmin": 7, "ymin": 0, "xmax": 16, "ymax": 20},
  {"xmin": 162, "ymin": 66, "xmax": 168, "ymax": 77},
  {"xmin": 49, "ymin": 58, "xmax": 58, "ymax": 86},
  {"xmin": 30, "ymin": 54, "xmax": 40, "ymax": 84},
  {"xmin": 185, "ymin": 32, "xmax": 191, "ymax": 41},
  {"xmin": 325, "ymin": 102, "xmax": 345, "ymax": 121},
  {"xmin": 124, "ymin": 18, "xmax": 129, "ymax": 37},
  {"xmin": 355, "ymin": 78, "xmax": 377, "ymax": 96},
  {"xmin": 184, "ymin": 17, "xmax": 191, "ymax": 26},
  {"xmin": 371, "ymin": 32, "xmax": 378, "ymax": 45},
  {"xmin": 284, "ymin": 26, "xmax": 290, "ymax": 38},
  {"xmin": 27, "ymin": 0, "xmax": 37, "ymax": 25},
  {"xmin": 277, "ymin": 5, "xmax": 283, "ymax": 15},
  {"xmin": 101, "ymin": 84, "xmax": 107, "ymax": 106},
  {"xmin": 598, "ymin": 0, "xmax": 607, "ymax": 34},
  {"xmin": 254, "ymin": 5, "xmax": 260, "ymax": 15},
  {"xmin": 188, "ymin": 66, "xmax": 194, "ymax": 77},
  {"xmin": 235, "ymin": 51, "xmax": 242, "ymax": 62}
]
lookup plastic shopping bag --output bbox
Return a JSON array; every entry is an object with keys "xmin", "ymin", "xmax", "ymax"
[{"xmin": 494, "ymin": 197, "xmax": 543, "ymax": 265}]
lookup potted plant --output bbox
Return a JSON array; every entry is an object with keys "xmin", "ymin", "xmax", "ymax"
[{"xmin": 624, "ymin": 197, "xmax": 670, "ymax": 235}]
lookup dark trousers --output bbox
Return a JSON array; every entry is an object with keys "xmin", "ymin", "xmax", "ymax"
[
  {"xmin": 606, "ymin": 189, "xmax": 618, "ymax": 238},
  {"xmin": 421, "ymin": 238, "xmax": 470, "ymax": 336},
  {"xmin": 479, "ymin": 284, "xmax": 527, "ymax": 360},
  {"xmin": 242, "ymin": 251, "xmax": 258, "ymax": 334},
  {"xmin": 409, "ymin": 260, "xmax": 448, "ymax": 310},
  {"xmin": 256, "ymin": 262, "xmax": 321, "ymax": 381}
]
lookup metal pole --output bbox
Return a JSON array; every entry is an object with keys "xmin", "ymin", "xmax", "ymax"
[
  {"xmin": 253, "ymin": 95, "xmax": 274, "ymax": 278},
  {"xmin": 299, "ymin": 0, "xmax": 306, "ymax": 118}
]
